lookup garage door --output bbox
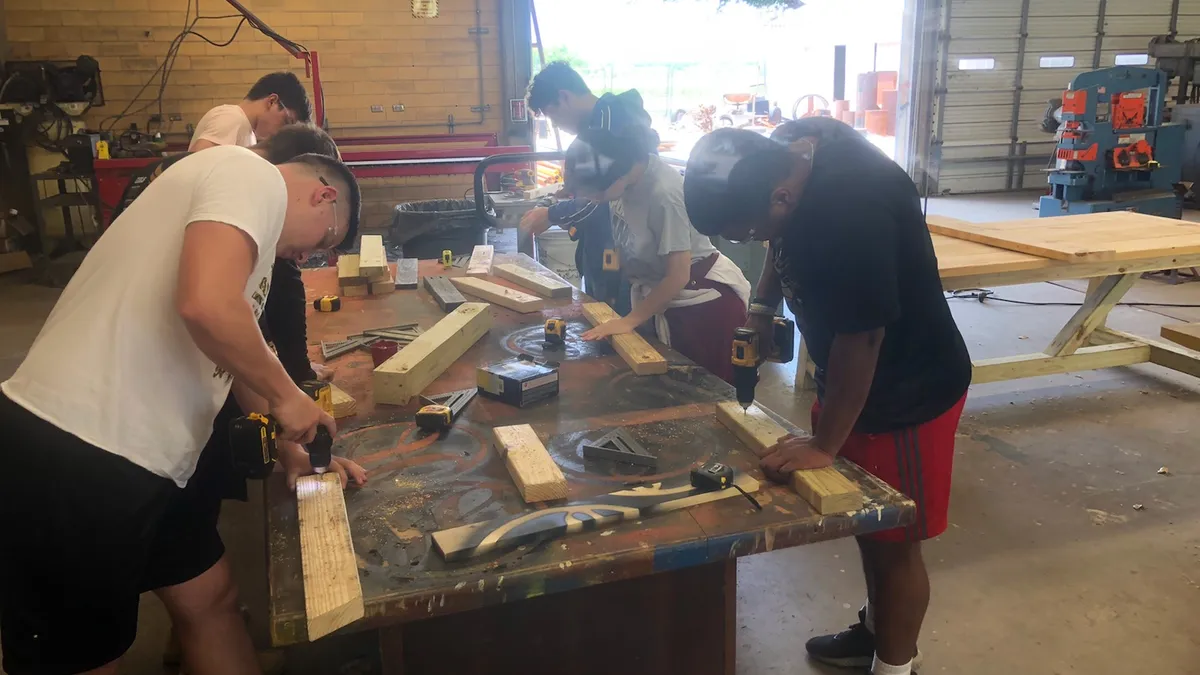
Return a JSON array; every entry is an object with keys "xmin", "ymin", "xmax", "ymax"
[{"xmin": 929, "ymin": 0, "xmax": 1199, "ymax": 194}]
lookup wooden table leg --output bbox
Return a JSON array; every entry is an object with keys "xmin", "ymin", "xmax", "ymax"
[
  {"xmin": 1045, "ymin": 273, "xmax": 1139, "ymax": 356},
  {"xmin": 382, "ymin": 560, "xmax": 738, "ymax": 675}
]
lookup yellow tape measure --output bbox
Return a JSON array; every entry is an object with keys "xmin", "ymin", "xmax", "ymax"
[{"xmin": 312, "ymin": 295, "xmax": 341, "ymax": 312}]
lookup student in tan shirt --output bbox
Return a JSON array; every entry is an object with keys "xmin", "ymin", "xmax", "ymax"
[{"xmin": 189, "ymin": 71, "xmax": 312, "ymax": 151}]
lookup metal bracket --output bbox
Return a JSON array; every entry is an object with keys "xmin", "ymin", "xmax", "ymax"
[{"xmin": 582, "ymin": 428, "xmax": 658, "ymax": 469}]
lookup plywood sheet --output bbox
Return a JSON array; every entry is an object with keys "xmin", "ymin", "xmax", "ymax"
[{"xmin": 928, "ymin": 212, "xmax": 1200, "ymax": 262}]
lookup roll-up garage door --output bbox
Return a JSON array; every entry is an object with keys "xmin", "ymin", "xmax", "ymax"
[{"xmin": 927, "ymin": 0, "xmax": 1198, "ymax": 194}]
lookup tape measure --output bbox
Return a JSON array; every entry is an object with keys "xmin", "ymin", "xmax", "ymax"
[
  {"xmin": 312, "ymin": 295, "xmax": 341, "ymax": 312},
  {"xmin": 602, "ymin": 248, "xmax": 620, "ymax": 271},
  {"xmin": 441, "ymin": 249, "xmax": 453, "ymax": 268}
]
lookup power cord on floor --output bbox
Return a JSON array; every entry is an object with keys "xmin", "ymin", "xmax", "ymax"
[{"xmin": 947, "ymin": 288, "xmax": 1200, "ymax": 309}]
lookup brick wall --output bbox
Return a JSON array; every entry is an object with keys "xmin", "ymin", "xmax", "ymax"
[{"xmin": 3, "ymin": 0, "xmax": 509, "ymax": 231}]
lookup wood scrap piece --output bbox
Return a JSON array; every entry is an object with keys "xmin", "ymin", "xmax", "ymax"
[
  {"xmin": 329, "ymin": 383, "xmax": 357, "ymax": 419},
  {"xmin": 373, "ymin": 302, "xmax": 492, "ymax": 405},
  {"xmin": 493, "ymin": 424, "xmax": 568, "ymax": 503},
  {"xmin": 336, "ymin": 254, "xmax": 366, "ymax": 287},
  {"xmin": 358, "ymin": 235, "xmax": 387, "ymax": 275},
  {"xmin": 580, "ymin": 302, "xmax": 668, "ymax": 375},
  {"xmin": 493, "ymin": 262, "xmax": 573, "ymax": 298},
  {"xmin": 296, "ymin": 473, "xmax": 364, "ymax": 640},
  {"xmin": 395, "ymin": 258, "xmax": 419, "ymax": 289},
  {"xmin": 1161, "ymin": 322, "xmax": 1200, "ymax": 352},
  {"xmin": 450, "ymin": 276, "xmax": 544, "ymax": 313},
  {"xmin": 369, "ymin": 271, "xmax": 395, "ymax": 295},
  {"xmin": 466, "ymin": 244, "xmax": 494, "ymax": 276},
  {"xmin": 342, "ymin": 284, "xmax": 369, "ymax": 298},
  {"xmin": 424, "ymin": 276, "xmax": 466, "ymax": 312},
  {"xmin": 432, "ymin": 472, "xmax": 759, "ymax": 561},
  {"xmin": 715, "ymin": 401, "xmax": 863, "ymax": 514}
]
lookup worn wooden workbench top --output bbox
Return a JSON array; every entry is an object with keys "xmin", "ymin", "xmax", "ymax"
[{"xmin": 266, "ymin": 255, "xmax": 914, "ymax": 646}]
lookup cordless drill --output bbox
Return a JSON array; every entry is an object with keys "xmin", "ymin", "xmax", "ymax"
[
  {"xmin": 731, "ymin": 316, "xmax": 796, "ymax": 410},
  {"xmin": 229, "ymin": 380, "xmax": 334, "ymax": 478}
]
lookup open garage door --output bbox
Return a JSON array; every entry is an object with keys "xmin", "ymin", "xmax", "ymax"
[{"xmin": 927, "ymin": 0, "xmax": 1199, "ymax": 194}]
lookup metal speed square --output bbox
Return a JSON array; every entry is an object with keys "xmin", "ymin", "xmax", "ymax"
[
  {"xmin": 582, "ymin": 428, "xmax": 658, "ymax": 468},
  {"xmin": 320, "ymin": 338, "xmax": 367, "ymax": 359}
]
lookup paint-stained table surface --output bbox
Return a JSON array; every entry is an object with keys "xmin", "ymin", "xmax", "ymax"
[{"xmin": 266, "ymin": 255, "xmax": 915, "ymax": 646}]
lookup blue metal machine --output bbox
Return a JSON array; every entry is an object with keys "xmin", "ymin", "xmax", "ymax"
[{"xmin": 1040, "ymin": 66, "xmax": 1185, "ymax": 218}]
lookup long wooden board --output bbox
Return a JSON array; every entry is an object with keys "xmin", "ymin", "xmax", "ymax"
[
  {"xmin": 451, "ymin": 276, "xmax": 544, "ymax": 313},
  {"xmin": 296, "ymin": 473, "xmax": 364, "ymax": 640},
  {"xmin": 927, "ymin": 212, "xmax": 1200, "ymax": 263},
  {"xmin": 373, "ymin": 303, "xmax": 492, "ymax": 405},
  {"xmin": 1161, "ymin": 322, "xmax": 1200, "ymax": 352},
  {"xmin": 715, "ymin": 401, "xmax": 863, "ymax": 514},
  {"xmin": 423, "ymin": 276, "xmax": 465, "ymax": 312},
  {"xmin": 431, "ymin": 472, "xmax": 760, "ymax": 561},
  {"xmin": 580, "ymin": 302, "xmax": 669, "ymax": 375},
  {"xmin": 466, "ymin": 244, "xmax": 494, "ymax": 277},
  {"xmin": 358, "ymin": 235, "xmax": 388, "ymax": 275},
  {"xmin": 492, "ymin": 262, "xmax": 574, "ymax": 298},
  {"xmin": 492, "ymin": 424, "xmax": 568, "ymax": 503}
]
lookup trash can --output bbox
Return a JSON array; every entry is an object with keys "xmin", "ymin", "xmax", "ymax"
[{"xmin": 390, "ymin": 198, "xmax": 493, "ymax": 259}]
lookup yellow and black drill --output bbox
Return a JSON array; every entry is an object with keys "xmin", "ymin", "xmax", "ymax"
[
  {"xmin": 731, "ymin": 316, "xmax": 796, "ymax": 410},
  {"xmin": 229, "ymin": 380, "xmax": 334, "ymax": 479}
]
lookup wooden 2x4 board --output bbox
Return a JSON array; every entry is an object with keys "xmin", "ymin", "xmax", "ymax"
[
  {"xmin": 714, "ymin": 401, "xmax": 863, "ymax": 514},
  {"xmin": 450, "ymin": 276, "xmax": 544, "ymax": 313},
  {"xmin": 927, "ymin": 212, "xmax": 1200, "ymax": 263},
  {"xmin": 373, "ymin": 303, "xmax": 492, "ymax": 405},
  {"xmin": 580, "ymin": 303, "xmax": 668, "ymax": 375}
]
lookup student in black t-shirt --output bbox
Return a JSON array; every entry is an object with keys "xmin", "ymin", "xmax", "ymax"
[{"xmin": 683, "ymin": 119, "xmax": 972, "ymax": 675}]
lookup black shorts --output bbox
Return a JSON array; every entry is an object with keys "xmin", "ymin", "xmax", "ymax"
[{"xmin": 0, "ymin": 394, "xmax": 226, "ymax": 675}]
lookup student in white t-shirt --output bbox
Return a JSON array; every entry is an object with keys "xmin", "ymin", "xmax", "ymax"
[
  {"xmin": 0, "ymin": 147, "xmax": 360, "ymax": 675},
  {"xmin": 189, "ymin": 71, "xmax": 311, "ymax": 151}
]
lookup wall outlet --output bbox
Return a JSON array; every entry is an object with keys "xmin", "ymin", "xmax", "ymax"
[
  {"xmin": 392, "ymin": 104, "xmax": 405, "ymax": 112},
  {"xmin": 168, "ymin": 113, "xmax": 182, "ymax": 122},
  {"xmin": 370, "ymin": 105, "xmax": 384, "ymax": 113}
]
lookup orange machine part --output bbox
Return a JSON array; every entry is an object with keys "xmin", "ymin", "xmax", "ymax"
[
  {"xmin": 1112, "ymin": 92, "xmax": 1146, "ymax": 129},
  {"xmin": 1112, "ymin": 139, "xmax": 1154, "ymax": 169},
  {"xmin": 1062, "ymin": 89, "xmax": 1087, "ymax": 115},
  {"xmin": 1056, "ymin": 143, "xmax": 1098, "ymax": 162}
]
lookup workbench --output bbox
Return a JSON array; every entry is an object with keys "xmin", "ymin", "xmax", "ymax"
[
  {"xmin": 268, "ymin": 255, "xmax": 915, "ymax": 674},
  {"xmin": 796, "ymin": 214, "xmax": 1200, "ymax": 389}
]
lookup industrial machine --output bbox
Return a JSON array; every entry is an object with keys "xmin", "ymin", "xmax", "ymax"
[
  {"xmin": 1041, "ymin": 66, "xmax": 1184, "ymax": 218},
  {"xmin": 1149, "ymin": 36, "xmax": 1200, "ymax": 188}
]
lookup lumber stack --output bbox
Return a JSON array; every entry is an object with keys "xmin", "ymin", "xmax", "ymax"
[{"xmin": 336, "ymin": 253, "xmax": 392, "ymax": 297}]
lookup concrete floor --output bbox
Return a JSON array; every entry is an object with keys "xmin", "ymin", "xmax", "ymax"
[{"xmin": 2, "ymin": 192, "xmax": 1200, "ymax": 674}]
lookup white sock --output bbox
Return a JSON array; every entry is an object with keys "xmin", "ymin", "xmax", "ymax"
[
  {"xmin": 872, "ymin": 654, "xmax": 912, "ymax": 675},
  {"xmin": 863, "ymin": 599, "xmax": 876, "ymax": 634}
]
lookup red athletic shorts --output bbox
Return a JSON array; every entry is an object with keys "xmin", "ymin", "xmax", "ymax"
[{"xmin": 812, "ymin": 393, "xmax": 966, "ymax": 543}]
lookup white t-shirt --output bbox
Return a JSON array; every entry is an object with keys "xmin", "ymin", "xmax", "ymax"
[
  {"xmin": 2, "ymin": 146, "xmax": 287, "ymax": 487},
  {"xmin": 610, "ymin": 156, "xmax": 718, "ymax": 284},
  {"xmin": 190, "ymin": 103, "xmax": 256, "ymax": 149}
]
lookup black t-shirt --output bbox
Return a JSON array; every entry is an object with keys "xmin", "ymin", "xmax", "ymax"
[{"xmin": 770, "ymin": 119, "xmax": 971, "ymax": 433}]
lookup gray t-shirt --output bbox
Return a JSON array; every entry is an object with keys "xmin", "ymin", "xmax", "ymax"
[{"xmin": 610, "ymin": 156, "xmax": 717, "ymax": 284}]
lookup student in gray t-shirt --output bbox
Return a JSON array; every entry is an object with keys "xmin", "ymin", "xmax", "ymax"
[{"xmin": 565, "ymin": 128, "xmax": 750, "ymax": 383}]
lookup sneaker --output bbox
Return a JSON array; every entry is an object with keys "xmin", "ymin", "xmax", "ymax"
[
  {"xmin": 805, "ymin": 608, "xmax": 923, "ymax": 670},
  {"xmin": 805, "ymin": 618, "xmax": 875, "ymax": 669}
]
